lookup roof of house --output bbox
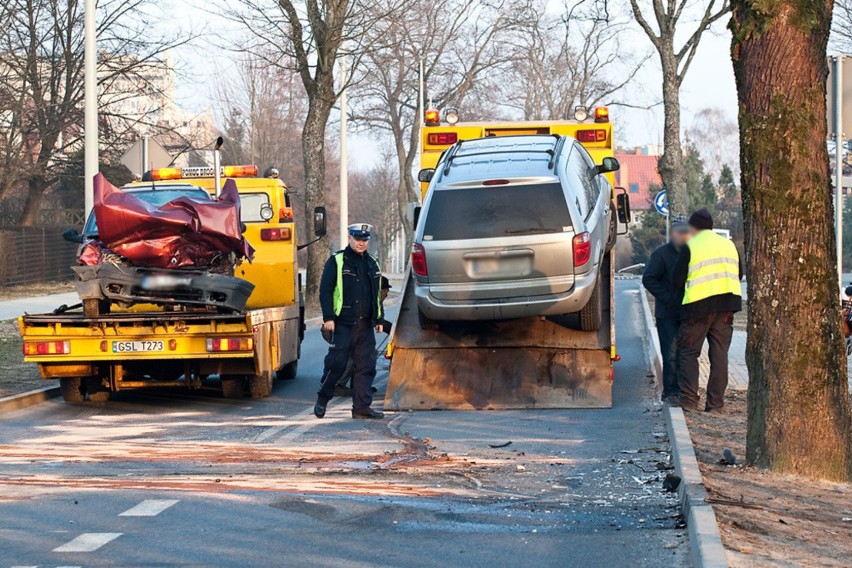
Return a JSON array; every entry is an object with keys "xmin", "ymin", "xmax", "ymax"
[{"xmin": 614, "ymin": 153, "xmax": 662, "ymax": 210}]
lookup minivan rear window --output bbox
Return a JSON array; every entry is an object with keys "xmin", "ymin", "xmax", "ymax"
[{"xmin": 422, "ymin": 183, "xmax": 572, "ymax": 241}]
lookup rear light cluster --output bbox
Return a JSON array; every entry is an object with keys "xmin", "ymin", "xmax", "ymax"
[
  {"xmin": 575, "ymin": 129, "xmax": 607, "ymax": 143},
  {"xmin": 573, "ymin": 232, "xmax": 592, "ymax": 267},
  {"xmin": 427, "ymin": 132, "xmax": 458, "ymax": 145},
  {"xmin": 23, "ymin": 340, "xmax": 70, "ymax": 355},
  {"xmin": 411, "ymin": 243, "xmax": 428, "ymax": 276},
  {"xmin": 261, "ymin": 227, "xmax": 291, "ymax": 241},
  {"xmin": 207, "ymin": 337, "xmax": 254, "ymax": 352}
]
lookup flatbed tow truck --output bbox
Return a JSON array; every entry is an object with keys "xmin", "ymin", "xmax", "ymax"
[
  {"xmin": 384, "ymin": 107, "xmax": 630, "ymax": 410},
  {"xmin": 18, "ymin": 164, "xmax": 327, "ymax": 402}
]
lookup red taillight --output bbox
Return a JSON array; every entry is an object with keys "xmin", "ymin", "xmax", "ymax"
[
  {"xmin": 482, "ymin": 179, "xmax": 510, "ymax": 186},
  {"xmin": 23, "ymin": 340, "xmax": 70, "ymax": 355},
  {"xmin": 573, "ymin": 232, "xmax": 592, "ymax": 267},
  {"xmin": 261, "ymin": 227, "xmax": 291, "ymax": 241},
  {"xmin": 206, "ymin": 337, "xmax": 254, "ymax": 352},
  {"xmin": 576, "ymin": 129, "xmax": 607, "ymax": 143},
  {"xmin": 411, "ymin": 243, "xmax": 428, "ymax": 276},
  {"xmin": 427, "ymin": 132, "xmax": 458, "ymax": 145}
]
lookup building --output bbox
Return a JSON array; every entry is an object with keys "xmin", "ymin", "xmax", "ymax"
[{"xmin": 614, "ymin": 147, "xmax": 663, "ymax": 210}]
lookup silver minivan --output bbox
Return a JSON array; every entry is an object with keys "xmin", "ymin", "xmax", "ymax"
[{"xmin": 411, "ymin": 135, "xmax": 620, "ymax": 331}]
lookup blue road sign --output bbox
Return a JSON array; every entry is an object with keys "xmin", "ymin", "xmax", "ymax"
[{"xmin": 654, "ymin": 190, "xmax": 669, "ymax": 216}]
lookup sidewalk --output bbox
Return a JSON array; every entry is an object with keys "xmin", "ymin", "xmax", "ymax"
[
  {"xmin": 0, "ymin": 293, "xmax": 78, "ymax": 321},
  {"xmin": 699, "ymin": 329, "xmax": 852, "ymax": 393}
]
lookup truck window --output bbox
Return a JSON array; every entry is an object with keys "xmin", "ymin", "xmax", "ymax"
[
  {"xmin": 569, "ymin": 144, "xmax": 600, "ymax": 220},
  {"xmin": 422, "ymin": 183, "xmax": 572, "ymax": 241},
  {"xmin": 239, "ymin": 193, "xmax": 272, "ymax": 223}
]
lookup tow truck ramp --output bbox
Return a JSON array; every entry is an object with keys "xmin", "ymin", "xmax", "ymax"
[{"xmin": 384, "ymin": 254, "xmax": 614, "ymax": 410}]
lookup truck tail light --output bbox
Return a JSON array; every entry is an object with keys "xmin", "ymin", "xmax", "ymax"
[
  {"xmin": 206, "ymin": 337, "xmax": 254, "ymax": 352},
  {"xmin": 411, "ymin": 243, "xmax": 428, "ymax": 276},
  {"xmin": 261, "ymin": 227, "xmax": 291, "ymax": 241},
  {"xmin": 575, "ymin": 129, "xmax": 607, "ymax": 143},
  {"xmin": 23, "ymin": 340, "xmax": 71, "ymax": 355},
  {"xmin": 573, "ymin": 232, "xmax": 592, "ymax": 267},
  {"xmin": 427, "ymin": 132, "xmax": 458, "ymax": 145}
]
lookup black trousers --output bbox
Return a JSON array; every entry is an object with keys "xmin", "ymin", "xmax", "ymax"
[
  {"xmin": 677, "ymin": 311, "xmax": 734, "ymax": 410},
  {"xmin": 318, "ymin": 319, "xmax": 376, "ymax": 411},
  {"xmin": 656, "ymin": 318, "xmax": 680, "ymax": 398}
]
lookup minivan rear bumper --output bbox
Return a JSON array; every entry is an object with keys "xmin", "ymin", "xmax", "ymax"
[{"xmin": 414, "ymin": 265, "xmax": 598, "ymax": 321}]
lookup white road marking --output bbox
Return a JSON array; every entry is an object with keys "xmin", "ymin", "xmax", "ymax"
[
  {"xmin": 53, "ymin": 532, "xmax": 122, "ymax": 552},
  {"xmin": 56, "ymin": 565, "xmax": 83, "ymax": 567},
  {"xmin": 118, "ymin": 499, "xmax": 179, "ymax": 517}
]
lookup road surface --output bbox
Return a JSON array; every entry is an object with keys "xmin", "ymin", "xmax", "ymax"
[{"xmin": 0, "ymin": 281, "xmax": 689, "ymax": 567}]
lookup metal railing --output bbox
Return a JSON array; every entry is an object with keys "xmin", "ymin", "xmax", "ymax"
[{"xmin": 0, "ymin": 226, "xmax": 79, "ymax": 287}]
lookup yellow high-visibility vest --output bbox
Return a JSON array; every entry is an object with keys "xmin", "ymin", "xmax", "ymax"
[
  {"xmin": 682, "ymin": 230, "xmax": 741, "ymax": 305},
  {"xmin": 332, "ymin": 252, "xmax": 383, "ymax": 319}
]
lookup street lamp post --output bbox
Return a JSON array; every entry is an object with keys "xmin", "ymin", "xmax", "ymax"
[
  {"xmin": 84, "ymin": 0, "xmax": 98, "ymax": 217},
  {"xmin": 339, "ymin": 53, "xmax": 349, "ymax": 249}
]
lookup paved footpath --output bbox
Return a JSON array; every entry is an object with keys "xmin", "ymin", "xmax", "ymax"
[{"xmin": 0, "ymin": 292, "xmax": 79, "ymax": 321}]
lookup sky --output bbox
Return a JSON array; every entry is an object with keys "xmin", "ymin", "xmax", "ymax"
[{"xmin": 165, "ymin": 2, "xmax": 741, "ymax": 171}]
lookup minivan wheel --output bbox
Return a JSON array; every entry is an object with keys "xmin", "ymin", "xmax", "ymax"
[
  {"xmin": 578, "ymin": 276, "xmax": 602, "ymax": 331},
  {"xmin": 418, "ymin": 308, "xmax": 439, "ymax": 331}
]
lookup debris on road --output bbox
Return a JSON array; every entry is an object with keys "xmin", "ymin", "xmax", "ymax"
[
  {"xmin": 662, "ymin": 473, "xmax": 681, "ymax": 492},
  {"xmin": 488, "ymin": 441, "xmax": 513, "ymax": 448}
]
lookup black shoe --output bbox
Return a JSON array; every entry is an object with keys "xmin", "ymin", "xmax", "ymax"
[
  {"xmin": 352, "ymin": 408, "xmax": 384, "ymax": 419},
  {"xmin": 371, "ymin": 386, "xmax": 378, "ymax": 393},
  {"xmin": 314, "ymin": 399, "xmax": 327, "ymax": 418}
]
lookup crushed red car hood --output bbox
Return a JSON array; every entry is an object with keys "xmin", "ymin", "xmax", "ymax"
[{"xmin": 90, "ymin": 173, "xmax": 254, "ymax": 269}]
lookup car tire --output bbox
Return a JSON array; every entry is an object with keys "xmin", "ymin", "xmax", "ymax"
[
  {"xmin": 85, "ymin": 378, "xmax": 110, "ymax": 402},
  {"xmin": 578, "ymin": 275, "xmax": 602, "ymax": 332},
  {"xmin": 278, "ymin": 360, "xmax": 298, "ymax": 381},
  {"xmin": 418, "ymin": 308, "xmax": 439, "ymax": 331},
  {"xmin": 220, "ymin": 375, "xmax": 244, "ymax": 399},
  {"xmin": 248, "ymin": 371, "xmax": 272, "ymax": 398},
  {"xmin": 59, "ymin": 377, "xmax": 85, "ymax": 403}
]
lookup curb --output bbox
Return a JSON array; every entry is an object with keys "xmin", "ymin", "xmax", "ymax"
[
  {"xmin": 638, "ymin": 287, "xmax": 728, "ymax": 568},
  {"xmin": 0, "ymin": 385, "xmax": 60, "ymax": 413}
]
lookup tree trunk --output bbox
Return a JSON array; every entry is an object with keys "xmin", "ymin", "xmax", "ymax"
[
  {"xmin": 659, "ymin": 54, "xmax": 689, "ymax": 217},
  {"xmin": 20, "ymin": 174, "xmax": 46, "ymax": 226},
  {"xmin": 301, "ymin": 97, "xmax": 333, "ymax": 309},
  {"xmin": 731, "ymin": 0, "xmax": 852, "ymax": 481}
]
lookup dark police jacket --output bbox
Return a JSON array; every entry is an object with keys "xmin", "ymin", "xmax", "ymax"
[
  {"xmin": 642, "ymin": 242, "xmax": 684, "ymax": 321},
  {"xmin": 319, "ymin": 246, "xmax": 382, "ymax": 325}
]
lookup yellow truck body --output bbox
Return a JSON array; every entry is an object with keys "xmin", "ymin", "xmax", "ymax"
[{"xmin": 18, "ymin": 168, "xmax": 306, "ymax": 401}]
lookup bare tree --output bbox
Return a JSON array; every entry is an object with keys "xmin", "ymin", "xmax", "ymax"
[
  {"xmin": 224, "ymin": 0, "xmax": 397, "ymax": 303},
  {"xmin": 501, "ymin": 2, "xmax": 647, "ymax": 121},
  {"xmin": 349, "ymin": 151, "xmax": 402, "ymax": 270},
  {"xmin": 351, "ymin": 0, "xmax": 532, "ymax": 245},
  {"xmin": 831, "ymin": 0, "xmax": 852, "ymax": 49},
  {"xmin": 731, "ymin": 0, "xmax": 852, "ymax": 480},
  {"xmin": 629, "ymin": 0, "xmax": 730, "ymax": 217},
  {"xmin": 0, "ymin": 0, "xmax": 191, "ymax": 225},
  {"xmin": 685, "ymin": 107, "xmax": 740, "ymax": 180}
]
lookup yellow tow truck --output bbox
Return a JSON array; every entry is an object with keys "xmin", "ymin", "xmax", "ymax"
[
  {"xmin": 384, "ymin": 106, "xmax": 631, "ymax": 411},
  {"xmin": 18, "ymin": 165, "xmax": 327, "ymax": 402}
]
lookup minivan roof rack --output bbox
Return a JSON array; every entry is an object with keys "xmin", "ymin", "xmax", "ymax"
[
  {"xmin": 443, "ymin": 136, "xmax": 562, "ymax": 177},
  {"xmin": 548, "ymin": 136, "xmax": 566, "ymax": 170}
]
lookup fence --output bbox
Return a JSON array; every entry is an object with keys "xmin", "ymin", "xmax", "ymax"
[{"xmin": 0, "ymin": 226, "xmax": 79, "ymax": 287}]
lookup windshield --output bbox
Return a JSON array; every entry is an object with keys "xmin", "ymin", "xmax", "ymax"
[
  {"xmin": 83, "ymin": 188, "xmax": 212, "ymax": 237},
  {"xmin": 240, "ymin": 193, "xmax": 272, "ymax": 223},
  {"xmin": 421, "ymin": 183, "xmax": 572, "ymax": 241}
]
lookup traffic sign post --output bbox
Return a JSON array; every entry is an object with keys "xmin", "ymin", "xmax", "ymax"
[{"xmin": 654, "ymin": 189, "xmax": 669, "ymax": 242}]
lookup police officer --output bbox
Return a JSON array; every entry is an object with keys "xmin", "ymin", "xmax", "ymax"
[
  {"xmin": 314, "ymin": 223, "xmax": 385, "ymax": 420},
  {"xmin": 673, "ymin": 209, "xmax": 743, "ymax": 413}
]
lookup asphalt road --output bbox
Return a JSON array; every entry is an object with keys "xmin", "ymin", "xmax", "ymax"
[{"xmin": 0, "ymin": 280, "xmax": 689, "ymax": 567}]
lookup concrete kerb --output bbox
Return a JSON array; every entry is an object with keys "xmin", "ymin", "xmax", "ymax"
[
  {"xmin": 638, "ymin": 288, "xmax": 729, "ymax": 568},
  {"xmin": 0, "ymin": 385, "xmax": 60, "ymax": 413}
]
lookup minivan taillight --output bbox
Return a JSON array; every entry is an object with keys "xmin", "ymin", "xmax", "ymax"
[
  {"xmin": 573, "ymin": 232, "xmax": 592, "ymax": 267},
  {"xmin": 411, "ymin": 243, "xmax": 428, "ymax": 276}
]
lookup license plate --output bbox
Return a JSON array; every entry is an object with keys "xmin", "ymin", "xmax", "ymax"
[
  {"xmin": 471, "ymin": 257, "xmax": 531, "ymax": 276},
  {"xmin": 112, "ymin": 340, "xmax": 165, "ymax": 353},
  {"xmin": 141, "ymin": 275, "xmax": 193, "ymax": 291},
  {"xmin": 471, "ymin": 258, "xmax": 499, "ymax": 275}
]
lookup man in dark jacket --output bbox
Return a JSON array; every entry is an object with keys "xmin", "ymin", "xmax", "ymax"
[
  {"xmin": 673, "ymin": 209, "xmax": 743, "ymax": 412},
  {"xmin": 642, "ymin": 215, "xmax": 691, "ymax": 403},
  {"xmin": 314, "ymin": 223, "xmax": 384, "ymax": 420}
]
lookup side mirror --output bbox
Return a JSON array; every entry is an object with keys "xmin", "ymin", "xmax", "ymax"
[
  {"xmin": 62, "ymin": 228, "xmax": 82, "ymax": 244},
  {"xmin": 313, "ymin": 206, "xmax": 327, "ymax": 237},
  {"xmin": 616, "ymin": 192, "xmax": 631, "ymax": 224},
  {"xmin": 418, "ymin": 168, "xmax": 435, "ymax": 183},
  {"xmin": 596, "ymin": 156, "xmax": 620, "ymax": 175},
  {"xmin": 413, "ymin": 206, "xmax": 422, "ymax": 229}
]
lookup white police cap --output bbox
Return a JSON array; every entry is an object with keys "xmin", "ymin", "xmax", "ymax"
[{"xmin": 348, "ymin": 223, "xmax": 374, "ymax": 240}]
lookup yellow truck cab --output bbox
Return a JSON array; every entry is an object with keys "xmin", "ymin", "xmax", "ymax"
[{"xmin": 18, "ymin": 164, "xmax": 326, "ymax": 402}]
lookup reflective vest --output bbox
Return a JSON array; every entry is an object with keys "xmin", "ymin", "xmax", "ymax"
[
  {"xmin": 332, "ymin": 252, "xmax": 383, "ymax": 319},
  {"xmin": 682, "ymin": 230, "xmax": 741, "ymax": 305}
]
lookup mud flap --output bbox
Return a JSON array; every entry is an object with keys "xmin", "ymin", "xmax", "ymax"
[{"xmin": 384, "ymin": 255, "xmax": 614, "ymax": 410}]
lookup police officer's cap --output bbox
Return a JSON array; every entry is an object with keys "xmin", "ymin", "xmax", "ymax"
[{"xmin": 348, "ymin": 223, "xmax": 373, "ymax": 240}]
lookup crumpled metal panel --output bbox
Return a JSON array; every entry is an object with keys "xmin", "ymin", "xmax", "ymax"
[{"xmin": 91, "ymin": 173, "xmax": 254, "ymax": 269}]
